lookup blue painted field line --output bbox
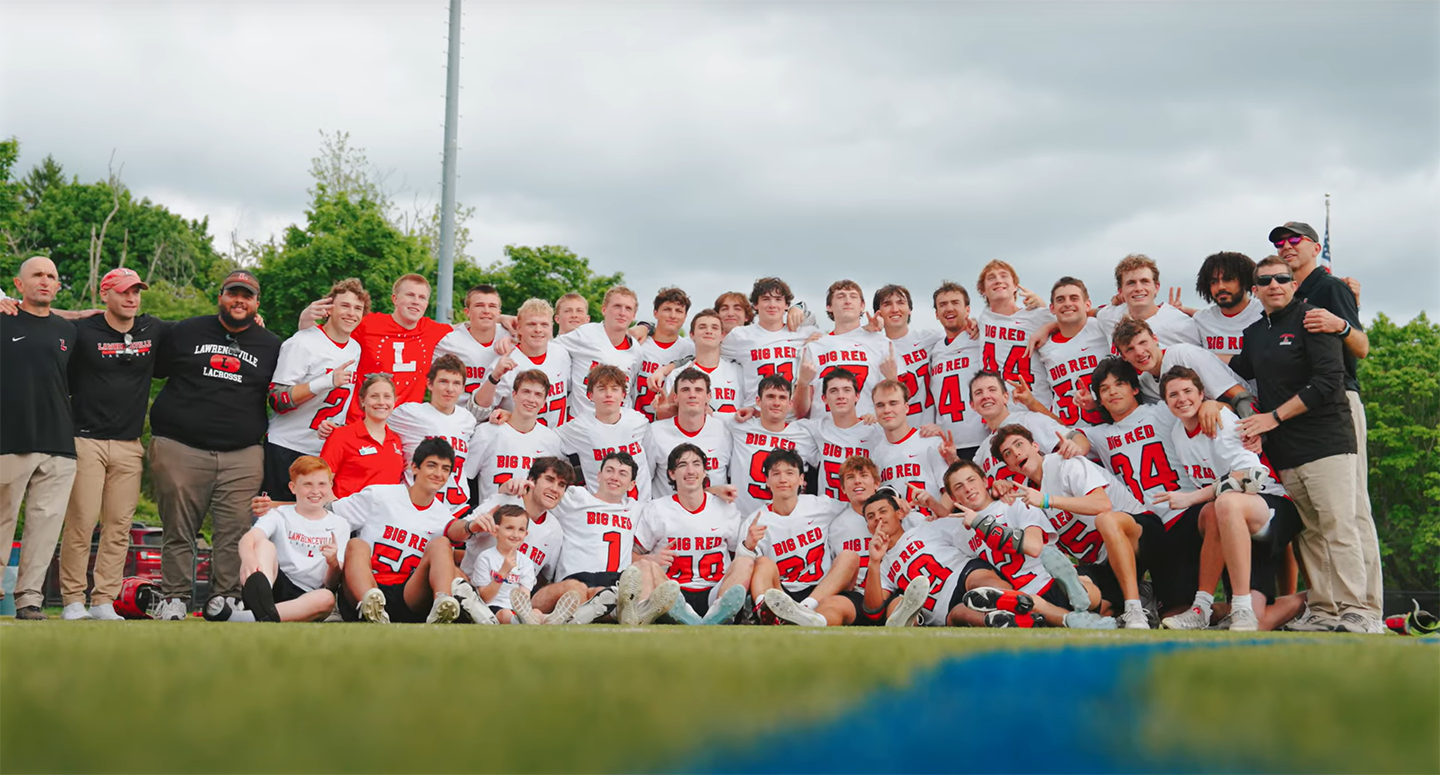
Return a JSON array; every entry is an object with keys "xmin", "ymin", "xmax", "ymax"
[{"xmin": 683, "ymin": 640, "xmax": 1279, "ymax": 775}]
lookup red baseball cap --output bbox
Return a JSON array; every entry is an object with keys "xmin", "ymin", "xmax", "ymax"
[{"xmin": 100, "ymin": 267, "xmax": 149, "ymax": 293}]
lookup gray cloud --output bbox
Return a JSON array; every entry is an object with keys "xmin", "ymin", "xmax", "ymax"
[{"xmin": 3, "ymin": 0, "xmax": 1436, "ymax": 325}]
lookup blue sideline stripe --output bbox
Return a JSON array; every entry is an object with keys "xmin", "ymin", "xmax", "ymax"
[{"xmin": 683, "ymin": 640, "xmax": 1281, "ymax": 775}]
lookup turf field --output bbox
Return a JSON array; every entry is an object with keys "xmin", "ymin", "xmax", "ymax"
[{"xmin": 1, "ymin": 621, "xmax": 1435, "ymax": 774}]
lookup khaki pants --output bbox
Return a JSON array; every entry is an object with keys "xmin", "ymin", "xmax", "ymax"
[
  {"xmin": 0, "ymin": 453, "xmax": 78, "ymax": 609},
  {"xmin": 1280, "ymin": 453, "xmax": 1370, "ymax": 618},
  {"xmin": 1347, "ymin": 390, "xmax": 1384, "ymax": 615},
  {"xmin": 59, "ymin": 438, "xmax": 144, "ymax": 606},
  {"xmin": 149, "ymin": 437, "xmax": 262, "ymax": 603}
]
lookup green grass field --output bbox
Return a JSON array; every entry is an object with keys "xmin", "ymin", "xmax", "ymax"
[{"xmin": 2, "ymin": 621, "xmax": 1436, "ymax": 774}]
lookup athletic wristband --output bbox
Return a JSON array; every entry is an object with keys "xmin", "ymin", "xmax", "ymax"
[
  {"xmin": 1337, "ymin": 321, "xmax": 1351, "ymax": 338},
  {"xmin": 487, "ymin": 372, "xmax": 502, "ymax": 385},
  {"xmin": 1271, "ymin": 410, "xmax": 1282, "ymax": 425},
  {"xmin": 1042, "ymin": 493, "xmax": 1050, "ymax": 510},
  {"xmin": 308, "ymin": 375, "xmax": 333, "ymax": 395}
]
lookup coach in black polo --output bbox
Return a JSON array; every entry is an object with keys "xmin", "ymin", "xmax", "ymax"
[{"xmin": 148, "ymin": 269, "xmax": 280, "ymax": 620}]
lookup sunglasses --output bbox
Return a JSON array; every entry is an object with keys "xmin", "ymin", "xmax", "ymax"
[
  {"xmin": 1255, "ymin": 274, "xmax": 1294, "ymax": 287},
  {"xmin": 1272, "ymin": 236, "xmax": 1308, "ymax": 248}
]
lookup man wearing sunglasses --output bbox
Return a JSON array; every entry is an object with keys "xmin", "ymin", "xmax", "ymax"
[
  {"xmin": 1230, "ymin": 256, "xmax": 1373, "ymax": 634},
  {"xmin": 1269, "ymin": 220, "xmax": 1382, "ymax": 631},
  {"xmin": 56, "ymin": 268, "xmax": 170, "ymax": 620}
]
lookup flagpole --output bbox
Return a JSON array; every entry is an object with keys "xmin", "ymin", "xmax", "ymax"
[{"xmin": 1322, "ymin": 193, "xmax": 1332, "ymax": 269}]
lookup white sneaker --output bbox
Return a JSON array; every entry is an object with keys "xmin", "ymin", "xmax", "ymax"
[
  {"xmin": 510, "ymin": 586, "xmax": 542, "ymax": 625},
  {"xmin": 634, "ymin": 581, "xmax": 683, "ymax": 626},
  {"xmin": 762, "ymin": 589, "xmax": 827, "ymax": 627},
  {"xmin": 1335, "ymin": 611, "xmax": 1381, "ymax": 634},
  {"xmin": 1283, "ymin": 606, "xmax": 1337, "ymax": 632},
  {"xmin": 452, "ymin": 578, "xmax": 497, "ymax": 624},
  {"xmin": 1225, "ymin": 606, "xmax": 1260, "ymax": 632},
  {"xmin": 358, "ymin": 588, "xmax": 389, "ymax": 624},
  {"xmin": 1161, "ymin": 606, "xmax": 1210, "ymax": 630},
  {"xmin": 615, "ymin": 566, "xmax": 645, "ymax": 625},
  {"xmin": 426, "ymin": 593, "xmax": 460, "ymax": 624},
  {"xmin": 155, "ymin": 598, "xmax": 188, "ymax": 621},
  {"xmin": 885, "ymin": 574, "xmax": 933, "ymax": 627},
  {"xmin": 1119, "ymin": 607, "xmax": 1150, "ymax": 630},
  {"xmin": 89, "ymin": 603, "xmax": 125, "ymax": 621},
  {"xmin": 1063, "ymin": 611, "xmax": 1117, "ymax": 630},
  {"xmin": 61, "ymin": 602, "xmax": 93, "ymax": 621},
  {"xmin": 546, "ymin": 590, "xmax": 583, "ymax": 625},
  {"xmin": 572, "ymin": 588, "xmax": 617, "ymax": 625}
]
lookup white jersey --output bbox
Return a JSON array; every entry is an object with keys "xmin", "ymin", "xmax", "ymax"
[
  {"xmin": 555, "ymin": 323, "xmax": 642, "ymax": 418},
  {"xmin": 826, "ymin": 505, "xmax": 871, "ymax": 591},
  {"xmin": 1098, "ymin": 303, "xmax": 1203, "ymax": 349},
  {"xmin": 802, "ymin": 329, "xmax": 890, "ymax": 417},
  {"xmin": 251, "ymin": 505, "xmax": 349, "ymax": 591},
  {"xmin": 747, "ymin": 495, "xmax": 842, "ymax": 592},
  {"xmin": 434, "ymin": 325, "xmax": 506, "ymax": 396},
  {"xmin": 872, "ymin": 428, "xmax": 949, "ymax": 517},
  {"xmin": 1080, "ymin": 403, "xmax": 1186, "ymax": 526},
  {"xmin": 879, "ymin": 519, "xmax": 975, "ymax": 626},
  {"xmin": 1170, "ymin": 407, "xmax": 1284, "ymax": 496},
  {"xmin": 888, "ymin": 328, "xmax": 942, "ymax": 424},
  {"xmin": 464, "ymin": 421, "xmax": 564, "ymax": 499},
  {"xmin": 631, "ymin": 337, "xmax": 695, "ymax": 421},
  {"xmin": 977, "ymin": 306, "xmax": 1056, "ymax": 407},
  {"xmin": 962, "ymin": 500, "xmax": 1056, "ymax": 597},
  {"xmin": 974, "ymin": 409, "xmax": 1070, "ymax": 486},
  {"xmin": 467, "ymin": 546, "xmax": 537, "ymax": 611},
  {"xmin": 267, "ymin": 327, "xmax": 362, "ymax": 455},
  {"xmin": 1194, "ymin": 301, "xmax": 1263, "ymax": 357},
  {"xmin": 556, "ymin": 408, "xmax": 655, "ymax": 501},
  {"xmin": 463, "ymin": 493, "xmax": 563, "ymax": 580},
  {"xmin": 1036, "ymin": 320, "xmax": 1109, "ymax": 428},
  {"xmin": 927, "ymin": 333, "xmax": 987, "ymax": 448},
  {"xmin": 634, "ymin": 493, "xmax": 746, "ymax": 592},
  {"xmin": 330, "ymin": 484, "xmax": 457, "ymax": 586},
  {"xmin": 493, "ymin": 344, "xmax": 572, "ymax": 428},
  {"xmin": 801, "ymin": 416, "xmax": 882, "ymax": 503},
  {"xmin": 386, "ymin": 402, "xmax": 477, "ymax": 515},
  {"xmin": 664, "ymin": 358, "xmax": 744, "ymax": 415},
  {"xmin": 1029, "ymin": 453, "xmax": 1142, "ymax": 565},
  {"xmin": 719, "ymin": 322, "xmax": 820, "ymax": 407},
  {"xmin": 551, "ymin": 486, "xmax": 641, "ymax": 579},
  {"xmin": 648, "ymin": 415, "xmax": 732, "ymax": 496},
  {"xmin": 1138, "ymin": 343, "xmax": 1243, "ymax": 404},
  {"xmin": 726, "ymin": 418, "xmax": 822, "ymax": 514}
]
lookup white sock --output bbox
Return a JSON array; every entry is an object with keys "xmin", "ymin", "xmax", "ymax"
[
  {"xmin": 1193, "ymin": 591, "xmax": 1214, "ymax": 613},
  {"xmin": 229, "ymin": 610, "xmax": 256, "ymax": 623},
  {"xmin": 801, "ymin": 597, "xmax": 819, "ymax": 610},
  {"xmin": 1124, "ymin": 599, "xmax": 1143, "ymax": 613},
  {"xmin": 1232, "ymin": 594, "xmax": 1254, "ymax": 612}
]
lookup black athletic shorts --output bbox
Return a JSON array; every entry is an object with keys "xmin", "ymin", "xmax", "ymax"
[
  {"xmin": 1222, "ymin": 493, "xmax": 1305, "ymax": 604},
  {"xmin": 1037, "ymin": 580, "xmax": 1073, "ymax": 611},
  {"xmin": 565, "ymin": 571, "xmax": 622, "ymax": 589},
  {"xmin": 839, "ymin": 589, "xmax": 884, "ymax": 626},
  {"xmin": 957, "ymin": 557, "xmax": 998, "ymax": 590},
  {"xmin": 340, "ymin": 580, "xmax": 426, "ymax": 624},
  {"xmin": 956, "ymin": 446, "xmax": 979, "ymax": 463},
  {"xmin": 682, "ymin": 587, "xmax": 714, "ymax": 617},
  {"xmin": 272, "ymin": 569, "xmax": 309, "ymax": 604},
  {"xmin": 1147, "ymin": 505, "xmax": 1203, "ymax": 613},
  {"xmin": 260, "ymin": 441, "xmax": 306, "ymax": 499},
  {"xmin": 783, "ymin": 583, "xmax": 819, "ymax": 603},
  {"xmin": 1076, "ymin": 562, "xmax": 1121, "ymax": 610}
]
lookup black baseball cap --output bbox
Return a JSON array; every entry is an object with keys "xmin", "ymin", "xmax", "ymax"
[
  {"xmin": 1267, "ymin": 221, "xmax": 1320, "ymax": 244},
  {"xmin": 222, "ymin": 269, "xmax": 260, "ymax": 295}
]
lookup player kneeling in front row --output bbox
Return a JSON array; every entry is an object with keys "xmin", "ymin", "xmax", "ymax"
[
  {"xmin": 335, "ymin": 438, "xmax": 488, "ymax": 624},
  {"xmin": 1153, "ymin": 367, "xmax": 1306, "ymax": 632},
  {"xmin": 634, "ymin": 444, "xmax": 754, "ymax": 625},
  {"xmin": 239, "ymin": 456, "xmax": 350, "ymax": 622},
  {"xmin": 743, "ymin": 449, "xmax": 861, "ymax": 626},
  {"xmin": 938, "ymin": 460, "xmax": 1116, "ymax": 629}
]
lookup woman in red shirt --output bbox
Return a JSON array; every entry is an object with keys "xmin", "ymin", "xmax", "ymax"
[{"xmin": 319, "ymin": 374, "xmax": 406, "ymax": 497}]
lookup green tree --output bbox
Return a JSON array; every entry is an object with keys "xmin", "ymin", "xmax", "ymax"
[
  {"xmin": 0, "ymin": 138, "xmax": 25, "ymax": 255},
  {"xmin": 20, "ymin": 154, "xmax": 65, "ymax": 210},
  {"xmin": 253, "ymin": 186, "xmax": 433, "ymax": 340},
  {"xmin": 480, "ymin": 245, "xmax": 625, "ymax": 319},
  {"xmin": 1360, "ymin": 312, "xmax": 1440, "ymax": 592}
]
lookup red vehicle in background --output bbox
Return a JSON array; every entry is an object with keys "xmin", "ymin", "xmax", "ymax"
[{"xmin": 19, "ymin": 526, "xmax": 213, "ymax": 607}]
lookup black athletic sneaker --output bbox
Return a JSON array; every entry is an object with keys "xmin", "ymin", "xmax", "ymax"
[{"xmin": 242, "ymin": 574, "xmax": 281, "ymax": 622}]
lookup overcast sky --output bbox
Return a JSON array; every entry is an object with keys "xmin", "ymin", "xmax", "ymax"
[{"xmin": 3, "ymin": 1, "xmax": 1437, "ymax": 326}]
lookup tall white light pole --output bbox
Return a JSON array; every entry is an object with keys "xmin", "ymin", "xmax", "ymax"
[{"xmin": 437, "ymin": 0, "xmax": 462, "ymax": 319}]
